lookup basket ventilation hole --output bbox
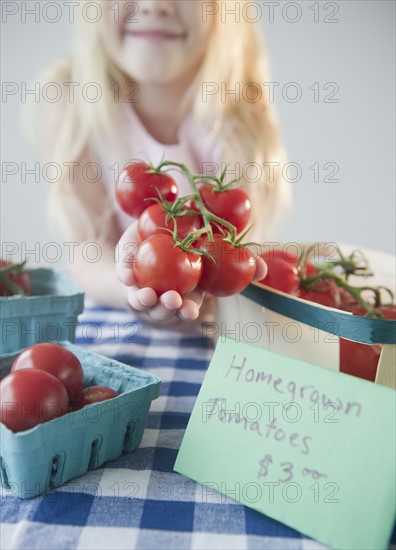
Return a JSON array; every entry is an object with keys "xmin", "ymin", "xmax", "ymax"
[
  {"xmin": 123, "ymin": 422, "xmax": 136, "ymax": 451},
  {"xmin": 51, "ymin": 457, "xmax": 58, "ymax": 475},
  {"xmin": 88, "ymin": 439, "xmax": 100, "ymax": 469},
  {"xmin": 49, "ymin": 453, "xmax": 65, "ymax": 488},
  {"xmin": 0, "ymin": 457, "xmax": 10, "ymax": 490}
]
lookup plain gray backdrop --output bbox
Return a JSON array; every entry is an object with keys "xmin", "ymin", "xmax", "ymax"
[{"xmin": 1, "ymin": 0, "xmax": 395, "ymax": 267}]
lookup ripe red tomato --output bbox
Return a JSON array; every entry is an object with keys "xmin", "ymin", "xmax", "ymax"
[
  {"xmin": 341, "ymin": 303, "xmax": 396, "ymax": 318},
  {"xmin": 69, "ymin": 386, "xmax": 119, "ymax": 411},
  {"xmin": 116, "ymin": 162, "xmax": 178, "ymax": 218},
  {"xmin": 12, "ymin": 343, "xmax": 84, "ymax": 401},
  {"xmin": 137, "ymin": 204, "xmax": 202, "ymax": 241},
  {"xmin": 337, "ymin": 289, "xmax": 360, "ymax": 312},
  {"xmin": 198, "ymin": 185, "xmax": 251, "ymax": 235},
  {"xmin": 302, "ymin": 261, "xmax": 321, "ymax": 278},
  {"xmin": 198, "ymin": 234, "xmax": 257, "ymax": 297},
  {"xmin": 0, "ymin": 369, "xmax": 69, "ymax": 432},
  {"xmin": 339, "ymin": 305, "xmax": 395, "ymax": 382},
  {"xmin": 377, "ymin": 304, "xmax": 396, "ymax": 319},
  {"xmin": 261, "ymin": 248, "xmax": 300, "ymax": 264},
  {"xmin": 258, "ymin": 250, "xmax": 300, "ymax": 295},
  {"xmin": 133, "ymin": 234, "xmax": 202, "ymax": 296},
  {"xmin": 339, "ymin": 339, "xmax": 381, "ymax": 382},
  {"xmin": 297, "ymin": 279, "xmax": 342, "ymax": 309},
  {"xmin": 258, "ymin": 251, "xmax": 341, "ymax": 308},
  {"xmin": 0, "ymin": 260, "xmax": 31, "ymax": 296}
]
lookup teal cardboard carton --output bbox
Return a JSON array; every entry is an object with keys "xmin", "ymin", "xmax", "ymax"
[
  {"xmin": 1, "ymin": 269, "xmax": 84, "ymax": 354},
  {"xmin": 0, "ymin": 342, "xmax": 161, "ymax": 498}
]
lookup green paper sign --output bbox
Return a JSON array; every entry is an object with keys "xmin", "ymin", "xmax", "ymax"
[{"xmin": 174, "ymin": 338, "xmax": 396, "ymax": 550}]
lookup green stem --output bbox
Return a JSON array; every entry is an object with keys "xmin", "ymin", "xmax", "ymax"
[
  {"xmin": 301, "ymin": 271, "xmax": 383, "ymax": 317},
  {"xmin": 0, "ymin": 271, "xmax": 26, "ymax": 296},
  {"xmin": 298, "ymin": 244, "xmax": 373, "ymax": 279},
  {"xmin": 181, "ymin": 227, "xmax": 212, "ymax": 249},
  {"xmin": 297, "ymin": 244, "xmax": 395, "ymax": 317},
  {"xmin": 156, "ymin": 160, "xmax": 237, "ymax": 242},
  {"xmin": 0, "ymin": 260, "xmax": 26, "ymax": 274}
]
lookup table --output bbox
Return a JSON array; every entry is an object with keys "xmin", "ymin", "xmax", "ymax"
[{"xmin": 1, "ymin": 301, "xmax": 395, "ymax": 550}]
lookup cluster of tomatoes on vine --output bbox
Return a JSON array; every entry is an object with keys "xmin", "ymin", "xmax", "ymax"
[
  {"xmin": 0, "ymin": 260, "xmax": 31, "ymax": 297},
  {"xmin": 115, "ymin": 160, "xmax": 260, "ymax": 297},
  {"xmin": 259, "ymin": 245, "xmax": 395, "ymax": 383},
  {"xmin": 116, "ymin": 161, "xmax": 396, "ymax": 384}
]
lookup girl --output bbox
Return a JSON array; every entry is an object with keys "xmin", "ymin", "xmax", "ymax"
[{"xmin": 35, "ymin": 0, "xmax": 291, "ymax": 326}]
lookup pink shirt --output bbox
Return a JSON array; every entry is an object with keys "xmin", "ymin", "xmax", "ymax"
[{"xmin": 99, "ymin": 106, "xmax": 224, "ymax": 234}]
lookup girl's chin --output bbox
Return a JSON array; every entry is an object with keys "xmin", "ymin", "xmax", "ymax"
[
  {"xmin": 121, "ymin": 63, "xmax": 188, "ymax": 86},
  {"xmin": 124, "ymin": 75, "xmax": 182, "ymax": 87},
  {"xmin": 123, "ymin": 33, "xmax": 186, "ymax": 46}
]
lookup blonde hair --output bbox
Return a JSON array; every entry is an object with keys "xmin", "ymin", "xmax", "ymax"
[{"xmin": 29, "ymin": 0, "xmax": 290, "ymax": 243}]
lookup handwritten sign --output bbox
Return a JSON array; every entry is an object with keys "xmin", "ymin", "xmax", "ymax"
[{"xmin": 174, "ymin": 338, "xmax": 396, "ymax": 550}]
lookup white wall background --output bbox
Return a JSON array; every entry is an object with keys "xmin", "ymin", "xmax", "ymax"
[{"xmin": 1, "ymin": 1, "xmax": 395, "ymax": 268}]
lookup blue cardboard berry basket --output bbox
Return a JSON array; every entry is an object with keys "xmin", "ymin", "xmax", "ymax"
[
  {"xmin": 0, "ymin": 341, "xmax": 161, "ymax": 499},
  {"xmin": 0, "ymin": 268, "xmax": 84, "ymax": 355}
]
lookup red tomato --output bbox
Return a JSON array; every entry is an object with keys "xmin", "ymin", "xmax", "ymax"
[
  {"xmin": 341, "ymin": 303, "xmax": 396, "ymax": 318},
  {"xmin": 259, "ymin": 250, "xmax": 342, "ymax": 307},
  {"xmin": 296, "ymin": 258, "xmax": 342, "ymax": 308},
  {"xmin": 133, "ymin": 234, "xmax": 202, "ymax": 296},
  {"xmin": 137, "ymin": 204, "xmax": 202, "ymax": 241},
  {"xmin": 377, "ymin": 304, "xmax": 396, "ymax": 319},
  {"xmin": 69, "ymin": 386, "xmax": 119, "ymax": 411},
  {"xmin": 198, "ymin": 185, "xmax": 251, "ymax": 235},
  {"xmin": 0, "ymin": 260, "xmax": 31, "ymax": 296},
  {"xmin": 261, "ymin": 248, "xmax": 300, "ymax": 264},
  {"xmin": 198, "ymin": 234, "xmax": 257, "ymax": 297},
  {"xmin": 116, "ymin": 162, "xmax": 178, "ymax": 218},
  {"xmin": 340, "ymin": 305, "xmax": 395, "ymax": 382},
  {"xmin": 0, "ymin": 369, "xmax": 69, "ymax": 432},
  {"xmin": 258, "ymin": 251, "xmax": 300, "ymax": 294},
  {"xmin": 337, "ymin": 289, "xmax": 360, "ymax": 312},
  {"xmin": 339, "ymin": 339, "xmax": 381, "ymax": 382},
  {"xmin": 302, "ymin": 261, "xmax": 320, "ymax": 278},
  {"xmin": 12, "ymin": 343, "xmax": 84, "ymax": 401},
  {"xmin": 297, "ymin": 279, "xmax": 342, "ymax": 309}
]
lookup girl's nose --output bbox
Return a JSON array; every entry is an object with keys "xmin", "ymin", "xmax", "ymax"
[{"xmin": 138, "ymin": 0, "xmax": 176, "ymax": 17}]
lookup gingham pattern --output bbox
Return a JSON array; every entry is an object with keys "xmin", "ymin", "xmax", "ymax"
[{"xmin": 1, "ymin": 302, "xmax": 395, "ymax": 550}]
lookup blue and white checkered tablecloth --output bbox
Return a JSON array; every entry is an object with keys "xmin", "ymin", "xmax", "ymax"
[{"xmin": 1, "ymin": 302, "xmax": 395, "ymax": 550}]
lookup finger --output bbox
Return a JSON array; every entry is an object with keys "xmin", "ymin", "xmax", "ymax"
[
  {"xmin": 128, "ymin": 287, "xmax": 158, "ymax": 311},
  {"xmin": 118, "ymin": 266, "xmax": 136, "ymax": 286},
  {"xmin": 185, "ymin": 288, "xmax": 205, "ymax": 308},
  {"xmin": 252, "ymin": 257, "xmax": 267, "ymax": 282},
  {"xmin": 179, "ymin": 301, "xmax": 200, "ymax": 321},
  {"xmin": 149, "ymin": 291, "xmax": 183, "ymax": 322},
  {"xmin": 178, "ymin": 289, "xmax": 205, "ymax": 321},
  {"xmin": 161, "ymin": 291, "xmax": 184, "ymax": 310},
  {"xmin": 115, "ymin": 221, "xmax": 140, "ymax": 273}
]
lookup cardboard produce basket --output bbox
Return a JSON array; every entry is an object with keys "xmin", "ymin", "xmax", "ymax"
[
  {"xmin": 0, "ymin": 342, "xmax": 161, "ymax": 499},
  {"xmin": 215, "ymin": 244, "xmax": 396, "ymax": 389},
  {"xmin": 0, "ymin": 269, "xmax": 84, "ymax": 355}
]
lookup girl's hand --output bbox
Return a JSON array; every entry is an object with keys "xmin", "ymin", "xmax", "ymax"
[
  {"xmin": 115, "ymin": 221, "xmax": 267, "ymax": 323},
  {"xmin": 116, "ymin": 221, "xmax": 204, "ymax": 322},
  {"xmin": 127, "ymin": 287, "xmax": 204, "ymax": 322}
]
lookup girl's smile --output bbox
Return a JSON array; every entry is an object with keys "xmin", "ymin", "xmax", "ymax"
[
  {"xmin": 102, "ymin": 0, "xmax": 212, "ymax": 85},
  {"xmin": 123, "ymin": 28, "xmax": 187, "ymax": 42}
]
